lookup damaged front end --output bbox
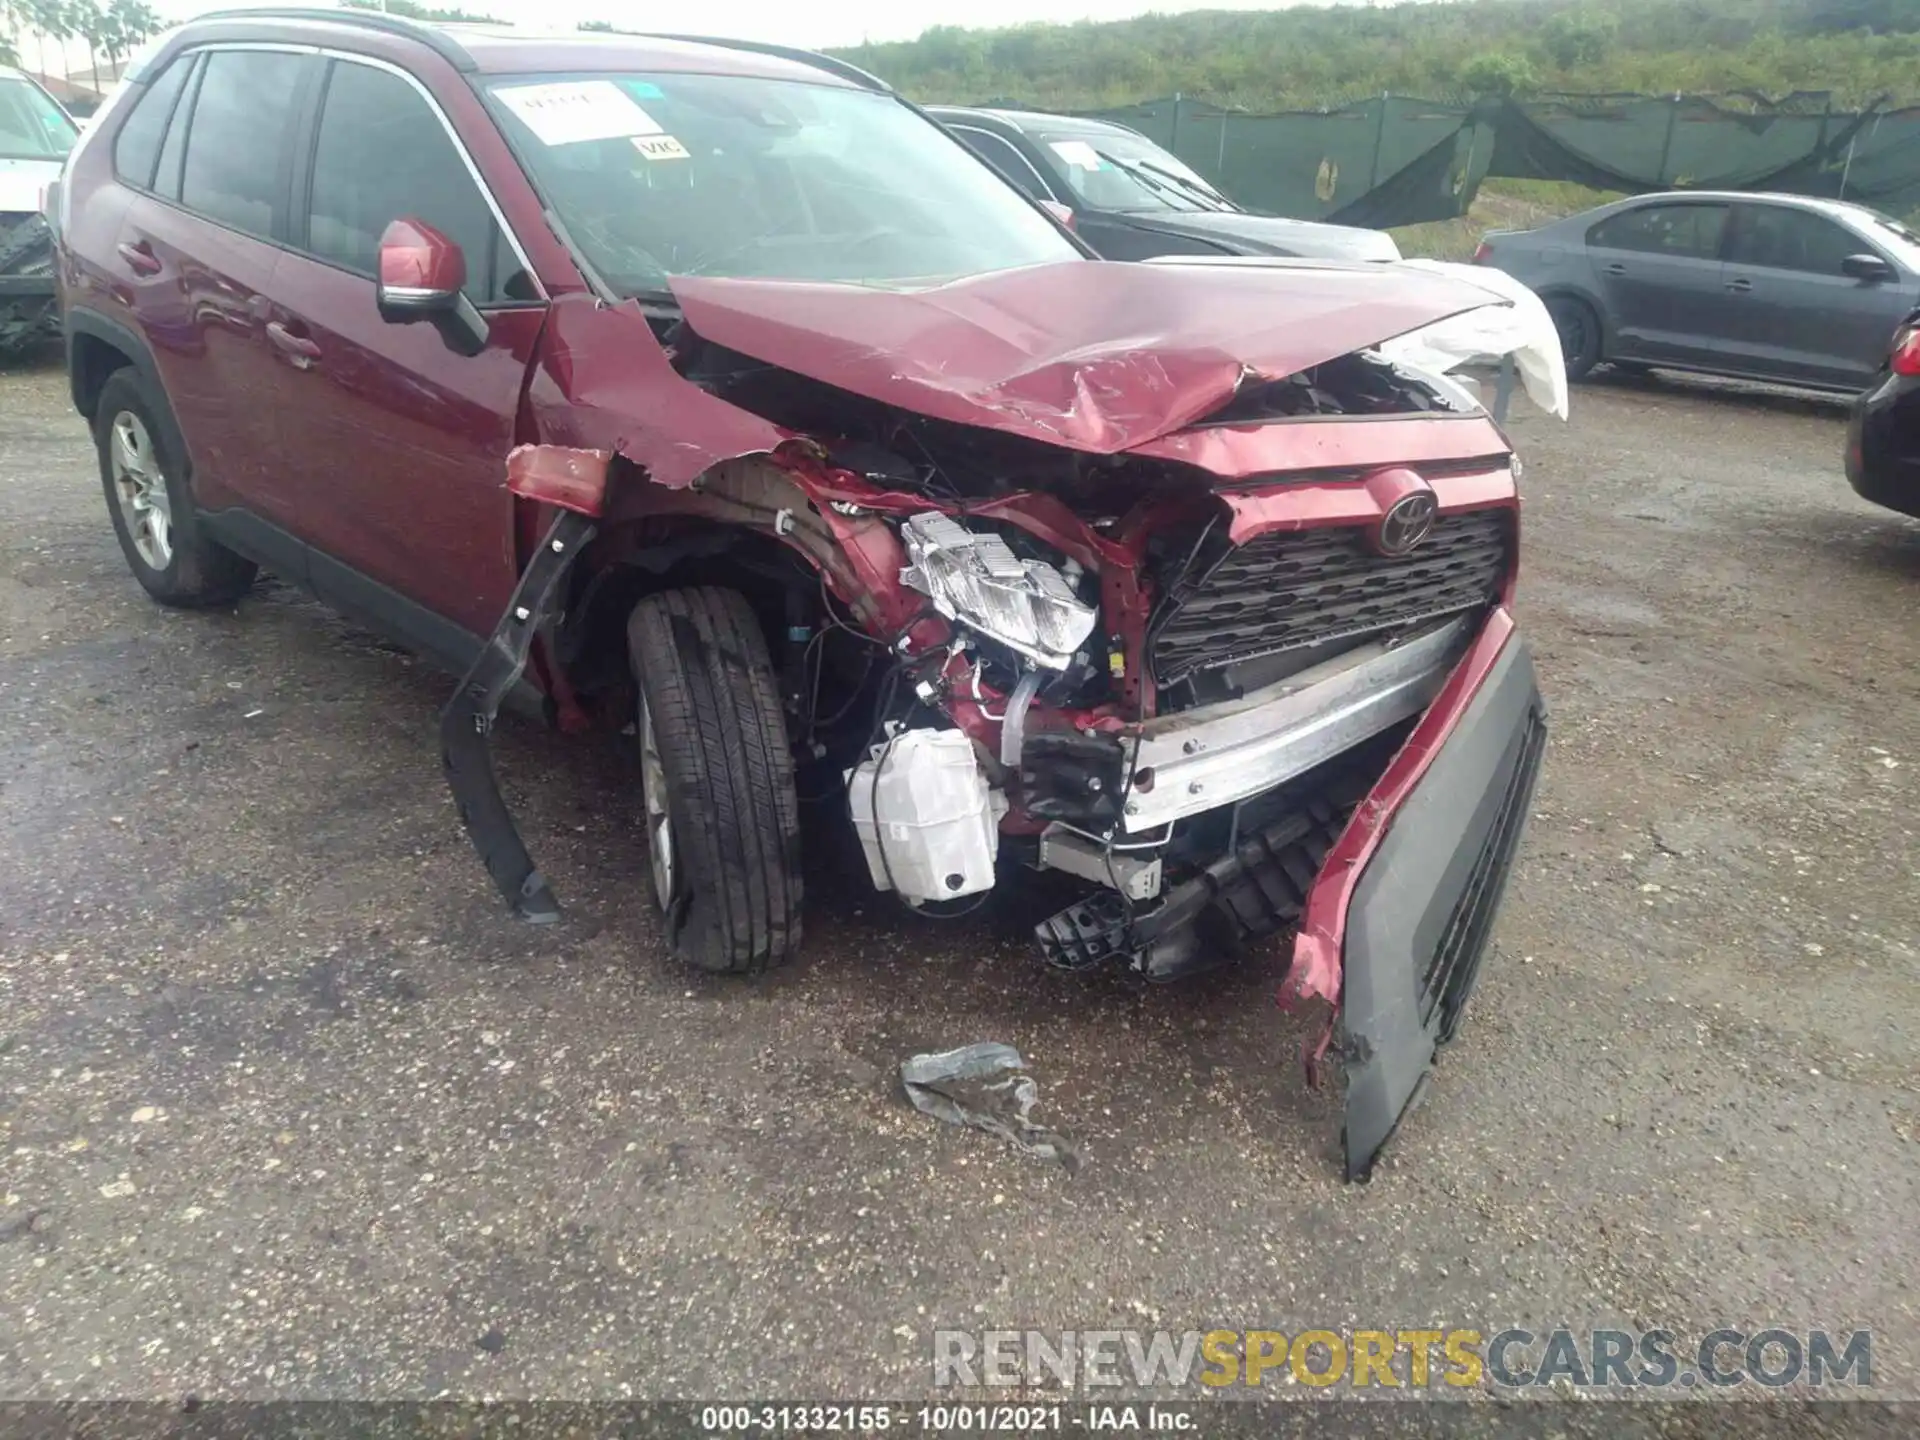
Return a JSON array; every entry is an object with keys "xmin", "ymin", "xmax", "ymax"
[
  {"xmin": 455, "ymin": 258, "xmax": 1547, "ymax": 1179},
  {"xmin": 0, "ymin": 208, "xmax": 59, "ymax": 356}
]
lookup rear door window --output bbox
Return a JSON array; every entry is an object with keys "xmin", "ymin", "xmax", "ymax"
[
  {"xmin": 110, "ymin": 55, "xmax": 191, "ymax": 187},
  {"xmin": 151, "ymin": 57, "xmax": 204, "ymax": 202},
  {"xmin": 178, "ymin": 49, "xmax": 308, "ymax": 240},
  {"xmin": 949, "ymin": 127, "xmax": 1052, "ymax": 201},
  {"xmin": 1728, "ymin": 205, "xmax": 1869, "ymax": 275},
  {"xmin": 301, "ymin": 59, "xmax": 523, "ymax": 304},
  {"xmin": 1587, "ymin": 203, "xmax": 1729, "ymax": 259}
]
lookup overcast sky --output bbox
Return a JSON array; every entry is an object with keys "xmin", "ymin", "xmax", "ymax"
[{"xmin": 148, "ymin": 0, "xmax": 1378, "ymax": 53}]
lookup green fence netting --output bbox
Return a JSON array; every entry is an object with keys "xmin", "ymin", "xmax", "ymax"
[{"xmin": 1078, "ymin": 91, "xmax": 1920, "ymax": 227}]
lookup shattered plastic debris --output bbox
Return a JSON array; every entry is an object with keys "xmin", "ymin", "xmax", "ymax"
[
  {"xmin": 900, "ymin": 1043, "xmax": 1076, "ymax": 1168},
  {"xmin": 1379, "ymin": 259, "xmax": 1571, "ymax": 420}
]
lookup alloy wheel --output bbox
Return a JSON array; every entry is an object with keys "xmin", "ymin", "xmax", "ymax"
[{"xmin": 109, "ymin": 410, "xmax": 173, "ymax": 570}]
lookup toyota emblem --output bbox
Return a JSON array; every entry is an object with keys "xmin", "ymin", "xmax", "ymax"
[{"xmin": 1372, "ymin": 490, "xmax": 1438, "ymax": 557}]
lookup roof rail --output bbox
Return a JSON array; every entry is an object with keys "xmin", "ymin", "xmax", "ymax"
[
  {"xmin": 186, "ymin": 8, "xmax": 477, "ymax": 71},
  {"xmin": 180, "ymin": 15, "xmax": 885, "ymax": 90},
  {"xmin": 630, "ymin": 34, "xmax": 889, "ymax": 93}
]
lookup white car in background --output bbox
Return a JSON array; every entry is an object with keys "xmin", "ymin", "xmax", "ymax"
[{"xmin": 1, "ymin": 64, "xmax": 78, "ymax": 356}]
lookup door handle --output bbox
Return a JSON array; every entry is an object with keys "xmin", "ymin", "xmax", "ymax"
[
  {"xmin": 1603, "ymin": 262, "xmax": 1627, "ymax": 276},
  {"xmin": 115, "ymin": 240, "xmax": 161, "ymax": 277},
  {"xmin": 265, "ymin": 320, "xmax": 322, "ymax": 368},
  {"xmin": 1725, "ymin": 277, "xmax": 1754, "ymax": 293}
]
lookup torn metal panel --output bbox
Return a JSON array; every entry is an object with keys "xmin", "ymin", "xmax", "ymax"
[
  {"xmin": 669, "ymin": 260, "xmax": 1508, "ymax": 457},
  {"xmin": 525, "ymin": 294, "xmax": 786, "ymax": 489},
  {"xmin": 596, "ymin": 451, "xmax": 948, "ymax": 646}
]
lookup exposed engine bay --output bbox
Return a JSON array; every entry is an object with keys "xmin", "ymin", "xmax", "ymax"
[
  {"xmin": 448, "ymin": 256, "xmax": 1551, "ymax": 1179},
  {"xmin": 609, "ymin": 309, "xmax": 1518, "ymax": 989}
]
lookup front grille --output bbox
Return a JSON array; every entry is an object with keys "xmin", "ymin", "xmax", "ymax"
[
  {"xmin": 1422, "ymin": 705, "xmax": 1547, "ymax": 1041},
  {"xmin": 1150, "ymin": 508, "xmax": 1513, "ymax": 685}
]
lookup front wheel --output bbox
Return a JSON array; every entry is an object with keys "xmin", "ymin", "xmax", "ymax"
[
  {"xmin": 1544, "ymin": 295, "xmax": 1603, "ymax": 382},
  {"xmin": 626, "ymin": 587, "xmax": 803, "ymax": 974}
]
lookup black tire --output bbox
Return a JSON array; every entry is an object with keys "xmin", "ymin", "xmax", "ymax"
[
  {"xmin": 626, "ymin": 587, "xmax": 803, "ymax": 974},
  {"xmin": 1544, "ymin": 295, "xmax": 1603, "ymax": 382},
  {"xmin": 94, "ymin": 368, "xmax": 256, "ymax": 607}
]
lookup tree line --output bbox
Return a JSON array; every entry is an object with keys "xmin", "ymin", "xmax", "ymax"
[
  {"xmin": 11, "ymin": 0, "xmax": 1911, "ymax": 112},
  {"xmin": 1, "ymin": 0, "xmax": 498, "ymax": 75},
  {"xmin": 829, "ymin": 0, "xmax": 1920, "ymax": 112},
  {"xmin": 1, "ymin": 0, "xmax": 162, "ymax": 88}
]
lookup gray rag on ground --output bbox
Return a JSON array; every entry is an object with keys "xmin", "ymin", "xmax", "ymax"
[{"xmin": 900, "ymin": 1042, "xmax": 1076, "ymax": 1168}]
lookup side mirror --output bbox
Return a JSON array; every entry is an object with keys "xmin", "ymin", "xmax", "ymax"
[
  {"xmin": 376, "ymin": 218, "xmax": 487, "ymax": 356},
  {"xmin": 1040, "ymin": 199, "xmax": 1076, "ymax": 231},
  {"xmin": 1842, "ymin": 252, "xmax": 1897, "ymax": 284}
]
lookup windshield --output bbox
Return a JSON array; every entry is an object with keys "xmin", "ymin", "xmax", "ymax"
[
  {"xmin": 482, "ymin": 73, "xmax": 1079, "ymax": 297},
  {"xmin": 1862, "ymin": 208, "xmax": 1920, "ymax": 264},
  {"xmin": 1035, "ymin": 128, "xmax": 1232, "ymax": 214},
  {"xmin": 0, "ymin": 76, "xmax": 78, "ymax": 162}
]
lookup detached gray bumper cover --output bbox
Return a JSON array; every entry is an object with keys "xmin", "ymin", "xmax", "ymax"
[{"xmin": 1341, "ymin": 633, "xmax": 1546, "ymax": 1181}]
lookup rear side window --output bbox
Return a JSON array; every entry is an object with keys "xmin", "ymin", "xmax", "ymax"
[
  {"xmin": 304, "ymin": 60, "xmax": 522, "ymax": 304},
  {"xmin": 152, "ymin": 58, "xmax": 204, "ymax": 202},
  {"xmin": 951, "ymin": 127, "xmax": 1050, "ymax": 201},
  {"xmin": 111, "ymin": 55, "xmax": 191, "ymax": 187},
  {"xmin": 1728, "ymin": 205, "xmax": 1866, "ymax": 275},
  {"xmin": 1588, "ymin": 203, "xmax": 1728, "ymax": 260},
  {"xmin": 179, "ymin": 50, "xmax": 307, "ymax": 240}
]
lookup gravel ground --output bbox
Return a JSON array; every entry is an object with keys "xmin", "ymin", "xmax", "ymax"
[{"xmin": 0, "ymin": 347, "xmax": 1915, "ymax": 1414}]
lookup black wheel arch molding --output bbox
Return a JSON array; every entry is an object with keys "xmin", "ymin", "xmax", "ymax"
[{"xmin": 66, "ymin": 306, "xmax": 181, "ymax": 437}]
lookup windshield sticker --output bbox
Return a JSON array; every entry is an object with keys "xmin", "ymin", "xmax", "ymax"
[
  {"xmin": 497, "ymin": 81, "xmax": 663, "ymax": 147},
  {"xmin": 1048, "ymin": 140, "xmax": 1106, "ymax": 171},
  {"xmin": 632, "ymin": 133, "xmax": 691, "ymax": 161},
  {"xmin": 625, "ymin": 81, "xmax": 665, "ymax": 100}
]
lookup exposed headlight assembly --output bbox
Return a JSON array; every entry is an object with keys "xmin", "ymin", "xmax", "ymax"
[{"xmin": 899, "ymin": 512, "xmax": 1097, "ymax": 670}]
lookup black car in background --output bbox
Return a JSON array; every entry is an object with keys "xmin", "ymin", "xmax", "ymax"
[
  {"xmin": 927, "ymin": 105, "xmax": 1399, "ymax": 264},
  {"xmin": 1846, "ymin": 309, "xmax": 1920, "ymax": 519}
]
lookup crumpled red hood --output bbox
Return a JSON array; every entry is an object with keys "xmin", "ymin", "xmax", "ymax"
[{"xmin": 669, "ymin": 260, "xmax": 1505, "ymax": 454}]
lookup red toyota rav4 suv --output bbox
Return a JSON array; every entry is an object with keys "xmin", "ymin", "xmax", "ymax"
[{"xmin": 53, "ymin": 10, "xmax": 1544, "ymax": 1176}]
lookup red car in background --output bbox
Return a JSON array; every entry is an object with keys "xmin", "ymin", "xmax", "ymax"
[{"xmin": 51, "ymin": 10, "xmax": 1544, "ymax": 1178}]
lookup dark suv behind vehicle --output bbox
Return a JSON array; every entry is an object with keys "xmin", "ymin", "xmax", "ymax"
[
  {"xmin": 926, "ymin": 105, "xmax": 1399, "ymax": 265},
  {"xmin": 53, "ymin": 10, "xmax": 1544, "ymax": 1178}
]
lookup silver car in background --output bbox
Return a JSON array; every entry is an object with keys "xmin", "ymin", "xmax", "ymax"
[
  {"xmin": 1, "ymin": 64, "xmax": 78, "ymax": 356},
  {"xmin": 1475, "ymin": 191, "xmax": 1920, "ymax": 392}
]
